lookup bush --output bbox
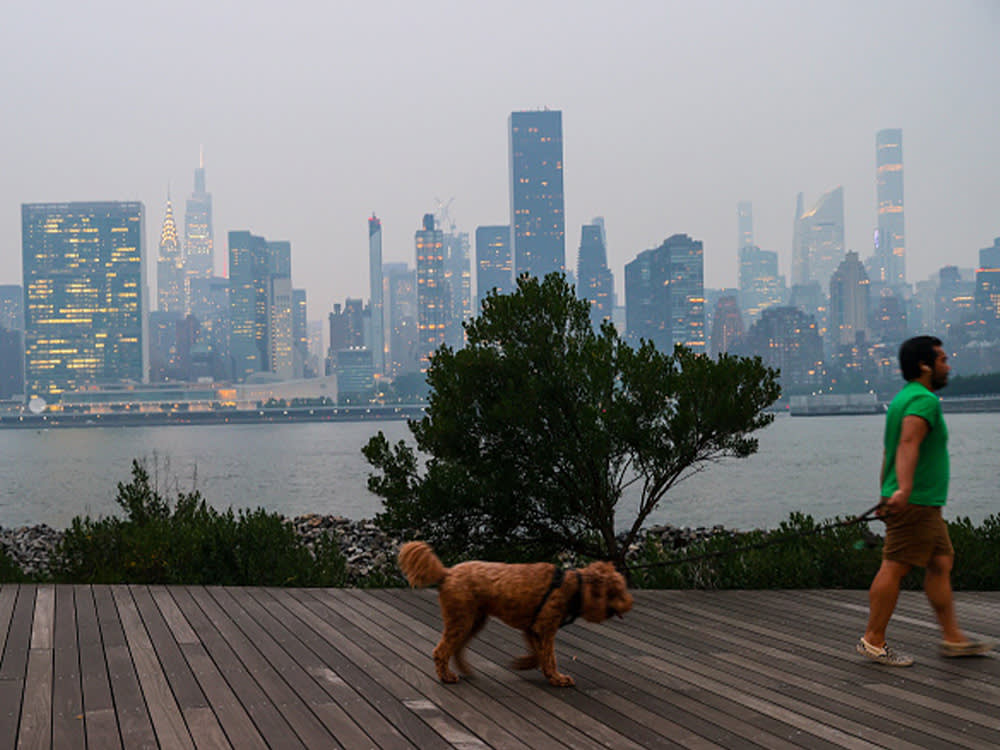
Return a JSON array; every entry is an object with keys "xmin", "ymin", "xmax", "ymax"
[
  {"xmin": 629, "ymin": 512, "xmax": 1000, "ymax": 590},
  {"xmin": 52, "ymin": 459, "xmax": 348, "ymax": 586},
  {"xmin": 0, "ymin": 547, "xmax": 26, "ymax": 583}
]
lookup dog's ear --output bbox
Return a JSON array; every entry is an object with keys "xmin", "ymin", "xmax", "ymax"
[{"xmin": 580, "ymin": 563, "xmax": 613, "ymax": 623}]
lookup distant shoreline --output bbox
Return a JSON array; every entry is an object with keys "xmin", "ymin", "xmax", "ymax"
[{"xmin": 0, "ymin": 404, "xmax": 427, "ymax": 430}]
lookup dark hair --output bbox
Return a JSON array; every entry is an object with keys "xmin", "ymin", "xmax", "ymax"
[{"xmin": 899, "ymin": 335, "xmax": 942, "ymax": 381}]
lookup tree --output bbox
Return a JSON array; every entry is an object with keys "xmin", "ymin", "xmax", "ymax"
[{"xmin": 364, "ymin": 273, "xmax": 781, "ymax": 569}]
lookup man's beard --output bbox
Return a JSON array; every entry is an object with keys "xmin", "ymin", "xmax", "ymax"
[{"xmin": 931, "ymin": 373, "xmax": 948, "ymax": 391}]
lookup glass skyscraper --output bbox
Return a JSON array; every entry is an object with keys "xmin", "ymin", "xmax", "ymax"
[
  {"xmin": 185, "ymin": 151, "xmax": 214, "ymax": 289},
  {"xmin": 475, "ymin": 225, "xmax": 513, "ymax": 310},
  {"xmin": 875, "ymin": 129, "xmax": 905, "ymax": 289},
  {"xmin": 576, "ymin": 223, "xmax": 614, "ymax": 328},
  {"xmin": 793, "ymin": 187, "xmax": 845, "ymax": 289},
  {"xmin": 509, "ymin": 110, "xmax": 565, "ymax": 280},
  {"xmin": 369, "ymin": 214, "xmax": 385, "ymax": 375},
  {"xmin": 21, "ymin": 202, "xmax": 146, "ymax": 401},
  {"xmin": 415, "ymin": 214, "xmax": 446, "ymax": 371}
]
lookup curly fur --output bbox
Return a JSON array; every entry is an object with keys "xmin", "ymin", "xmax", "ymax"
[{"xmin": 398, "ymin": 541, "xmax": 633, "ymax": 687}]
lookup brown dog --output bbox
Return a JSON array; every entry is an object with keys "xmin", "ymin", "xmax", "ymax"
[{"xmin": 398, "ymin": 541, "xmax": 633, "ymax": 687}]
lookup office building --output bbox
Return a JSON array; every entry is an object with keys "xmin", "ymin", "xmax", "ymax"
[
  {"xmin": 475, "ymin": 225, "xmax": 513, "ymax": 309},
  {"xmin": 828, "ymin": 251, "xmax": 870, "ymax": 347},
  {"xmin": 738, "ymin": 245, "xmax": 785, "ymax": 325},
  {"xmin": 384, "ymin": 263, "xmax": 419, "ymax": 376},
  {"xmin": 874, "ymin": 129, "xmax": 905, "ymax": 289},
  {"xmin": 710, "ymin": 295, "xmax": 744, "ymax": 357},
  {"xmin": 369, "ymin": 214, "xmax": 385, "ymax": 375},
  {"xmin": 157, "ymin": 193, "xmax": 185, "ymax": 313},
  {"xmin": 443, "ymin": 230, "xmax": 471, "ymax": 349},
  {"xmin": 741, "ymin": 306, "xmax": 824, "ymax": 391},
  {"xmin": 737, "ymin": 201, "xmax": 754, "ymax": 251},
  {"xmin": 21, "ymin": 202, "xmax": 146, "ymax": 401},
  {"xmin": 509, "ymin": 109, "xmax": 565, "ymax": 280},
  {"xmin": 792, "ymin": 187, "xmax": 845, "ymax": 289},
  {"xmin": 0, "ymin": 285, "xmax": 24, "ymax": 332},
  {"xmin": 975, "ymin": 238, "xmax": 1000, "ymax": 334},
  {"xmin": 577, "ymin": 223, "xmax": 614, "ymax": 328},
  {"xmin": 415, "ymin": 214, "xmax": 447, "ymax": 370},
  {"xmin": 184, "ymin": 151, "xmax": 214, "ymax": 289},
  {"xmin": 0, "ymin": 327, "xmax": 23, "ymax": 400},
  {"xmin": 625, "ymin": 233, "xmax": 705, "ymax": 353}
]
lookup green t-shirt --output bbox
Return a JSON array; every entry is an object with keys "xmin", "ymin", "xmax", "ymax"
[{"xmin": 880, "ymin": 380, "xmax": 949, "ymax": 506}]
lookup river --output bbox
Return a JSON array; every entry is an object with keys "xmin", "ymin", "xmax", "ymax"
[{"xmin": 1, "ymin": 413, "xmax": 996, "ymax": 531}]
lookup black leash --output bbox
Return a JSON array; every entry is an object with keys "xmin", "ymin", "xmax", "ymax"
[{"xmin": 626, "ymin": 502, "xmax": 886, "ymax": 573}]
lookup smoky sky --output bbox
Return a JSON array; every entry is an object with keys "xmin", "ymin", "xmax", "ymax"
[{"xmin": 2, "ymin": 0, "xmax": 998, "ymax": 321}]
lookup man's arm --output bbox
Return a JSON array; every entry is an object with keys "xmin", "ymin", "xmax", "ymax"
[{"xmin": 885, "ymin": 414, "xmax": 929, "ymax": 512}]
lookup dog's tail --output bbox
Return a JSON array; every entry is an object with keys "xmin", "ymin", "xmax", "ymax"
[{"xmin": 398, "ymin": 541, "xmax": 448, "ymax": 588}]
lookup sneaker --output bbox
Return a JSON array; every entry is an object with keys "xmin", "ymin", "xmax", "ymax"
[
  {"xmin": 856, "ymin": 636, "xmax": 914, "ymax": 667},
  {"xmin": 940, "ymin": 639, "xmax": 995, "ymax": 658}
]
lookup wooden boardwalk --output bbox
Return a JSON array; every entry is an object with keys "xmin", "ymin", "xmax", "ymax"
[{"xmin": 1, "ymin": 585, "xmax": 998, "ymax": 748}]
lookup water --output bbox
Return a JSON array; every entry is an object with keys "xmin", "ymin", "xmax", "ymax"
[{"xmin": 1, "ymin": 413, "xmax": 997, "ymax": 531}]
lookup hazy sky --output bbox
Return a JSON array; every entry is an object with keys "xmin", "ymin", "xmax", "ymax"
[{"xmin": 3, "ymin": 0, "xmax": 998, "ymax": 321}]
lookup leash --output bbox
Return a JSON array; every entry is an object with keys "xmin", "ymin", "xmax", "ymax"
[{"xmin": 626, "ymin": 502, "xmax": 886, "ymax": 573}]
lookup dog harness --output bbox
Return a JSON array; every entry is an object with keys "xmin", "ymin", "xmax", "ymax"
[{"xmin": 530, "ymin": 567, "xmax": 583, "ymax": 632}]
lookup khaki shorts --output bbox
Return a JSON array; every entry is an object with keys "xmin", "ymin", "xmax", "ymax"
[{"xmin": 882, "ymin": 502, "xmax": 954, "ymax": 568}]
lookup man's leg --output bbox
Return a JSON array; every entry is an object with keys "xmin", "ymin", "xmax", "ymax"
[
  {"xmin": 924, "ymin": 553, "xmax": 964, "ymax": 644},
  {"xmin": 865, "ymin": 559, "xmax": 912, "ymax": 647}
]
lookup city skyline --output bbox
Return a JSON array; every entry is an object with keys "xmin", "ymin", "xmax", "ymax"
[{"xmin": 2, "ymin": 2, "xmax": 998, "ymax": 322}]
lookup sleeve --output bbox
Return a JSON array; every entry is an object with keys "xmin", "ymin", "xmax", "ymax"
[{"xmin": 903, "ymin": 392, "xmax": 939, "ymax": 430}]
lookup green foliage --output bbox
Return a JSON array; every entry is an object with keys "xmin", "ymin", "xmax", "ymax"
[
  {"xmin": 0, "ymin": 547, "xmax": 27, "ymax": 583},
  {"xmin": 630, "ymin": 512, "xmax": 1000, "ymax": 590},
  {"xmin": 365, "ymin": 273, "xmax": 781, "ymax": 567},
  {"xmin": 946, "ymin": 372, "xmax": 1000, "ymax": 396},
  {"xmin": 52, "ymin": 459, "xmax": 348, "ymax": 586}
]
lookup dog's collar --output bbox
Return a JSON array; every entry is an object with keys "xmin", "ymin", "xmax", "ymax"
[{"xmin": 531, "ymin": 567, "xmax": 583, "ymax": 631}]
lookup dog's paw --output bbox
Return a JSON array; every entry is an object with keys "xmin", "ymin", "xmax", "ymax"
[
  {"xmin": 547, "ymin": 673, "xmax": 575, "ymax": 687},
  {"xmin": 438, "ymin": 671, "xmax": 460, "ymax": 684}
]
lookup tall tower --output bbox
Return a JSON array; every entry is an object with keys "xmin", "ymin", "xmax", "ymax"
[
  {"xmin": 475, "ymin": 225, "xmax": 512, "ymax": 310},
  {"xmin": 509, "ymin": 110, "xmax": 565, "ymax": 280},
  {"xmin": 876, "ymin": 129, "xmax": 905, "ymax": 289},
  {"xmin": 157, "ymin": 192, "xmax": 184, "ymax": 313},
  {"xmin": 829, "ymin": 250, "xmax": 870, "ymax": 347},
  {"xmin": 228, "ymin": 230, "xmax": 269, "ymax": 381},
  {"xmin": 624, "ymin": 234, "xmax": 705, "ymax": 353},
  {"xmin": 184, "ymin": 149, "xmax": 214, "ymax": 304},
  {"xmin": 21, "ymin": 202, "xmax": 146, "ymax": 400},
  {"xmin": 793, "ymin": 187, "xmax": 845, "ymax": 289},
  {"xmin": 368, "ymin": 214, "xmax": 385, "ymax": 375},
  {"xmin": 576, "ymin": 223, "xmax": 614, "ymax": 328},
  {"xmin": 737, "ymin": 201, "xmax": 754, "ymax": 250},
  {"xmin": 415, "ymin": 214, "xmax": 447, "ymax": 370}
]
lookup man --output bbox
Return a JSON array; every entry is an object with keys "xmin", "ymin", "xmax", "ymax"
[{"xmin": 857, "ymin": 336, "xmax": 994, "ymax": 666}]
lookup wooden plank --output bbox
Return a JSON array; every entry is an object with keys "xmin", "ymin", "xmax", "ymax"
[
  {"xmin": 231, "ymin": 586, "xmax": 399, "ymax": 750},
  {"xmin": 75, "ymin": 586, "xmax": 121, "ymax": 749},
  {"xmin": 166, "ymin": 587, "xmax": 280, "ymax": 750},
  {"xmin": 111, "ymin": 585, "xmax": 194, "ymax": 749},
  {"xmin": 193, "ymin": 586, "xmax": 341, "ymax": 749},
  {"xmin": 383, "ymin": 588, "xmax": 789, "ymax": 749},
  {"xmin": 52, "ymin": 585, "xmax": 85, "ymax": 750},
  {"xmin": 29, "ymin": 585, "xmax": 54, "ymax": 651},
  {"xmin": 0, "ymin": 585, "xmax": 35, "ymax": 750},
  {"xmin": 276, "ymin": 587, "xmax": 453, "ymax": 750},
  {"xmin": 177, "ymin": 586, "xmax": 307, "ymax": 749},
  {"xmin": 17, "ymin": 649, "xmax": 53, "ymax": 750},
  {"xmin": 251, "ymin": 587, "xmax": 430, "ymax": 750},
  {"xmin": 0, "ymin": 585, "xmax": 19, "ymax": 657},
  {"xmin": 94, "ymin": 585, "xmax": 158, "ymax": 749},
  {"xmin": 149, "ymin": 587, "xmax": 198, "ymax": 645},
  {"xmin": 355, "ymin": 588, "xmax": 651, "ymax": 750}
]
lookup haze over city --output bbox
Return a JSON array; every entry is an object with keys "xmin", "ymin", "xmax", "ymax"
[{"xmin": 2, "ymin": 1, "xmax": 998, "ymax": 321}]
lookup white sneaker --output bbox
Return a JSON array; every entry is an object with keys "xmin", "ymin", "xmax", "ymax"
[{"xmin": 856, "ymin": 636, "xmax": 914, "ymax": 667}]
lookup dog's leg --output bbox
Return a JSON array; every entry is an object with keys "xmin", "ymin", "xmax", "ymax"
[
  {"xmin": 512, "ymin": 631, "xmax": 541, "ymax": 670},
  {"xmin": 454, "ymin": 613, "xmax": 487, "ymax": 676},
  {"xmin": 434, "ymin": 606, "xmax": 478, "ymax": 683},
  {"xmin": 537, "ymin": 632, "xmax": 574, "ymax": 687}
]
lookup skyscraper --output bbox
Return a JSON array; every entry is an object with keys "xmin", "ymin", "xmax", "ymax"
[
  {"xmin": 625, "ymin": 234, "xmax": 705, "ymax": 353},
  {"xmin": 509, "ymin": 109, "xmax": 565, "ymax": 280},
  {"xmin": 156, "ymin": 192, "xmax": 184, "ymax": 313},
  {"xmin": 737, "ymin": 201, "xmax": 754, "ymax": 250},
  {"xmin": 475, "ymin": 225, "xmax": 513, "ymax": 309},
  {"xmin": 368, "ymin": 215, "xmax": 385, "ymax": 375},
  {"xmin": 738, "ymin": 245, "xmax": 785, "ymax": 325},
  {"xmin": 228, "ymin": 230, "xmax": 269, "ymax": 380},
  {"xmin": 975, "ymin": 238, "xmax": 1000, "ymax": 334},
  {"xmin": 875, "ymin": 129, "xmax": 905, "ymax": 289},
  {"xmin": 0, "ymin": 285, "xmax": 23, "ymax": 332},
  {"xmin": 828, "ymin": 250, "xmax": 870, "ymax": 347},
  {"xmin": 415, "ymin": 214, "xmax": 447, "ymax": 370},
  {"xmin": 576, "ymin": 223, "xmax": 614, "ymax": 328},
  {"xmin": 184, "ymin": 150, "xmax": 214, "ymax": 295},
  {"xmin": 21, "ymin": 202, "xmax": 146, "ymax": 400},
  {"xmin": 443, "ymin": 230, "xmax": 471, "ymax": 349},
  {"xmin": 384, "ymin": 262, "xmax": 419, "ymax": 376},
  {"xmin": 793, "ymin": 187, "xmax": 845, "ymax": 289}
]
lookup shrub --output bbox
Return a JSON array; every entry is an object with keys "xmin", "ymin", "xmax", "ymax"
[
  {"xmin": 52, "ymin": 459, "xmax": 348, "ymax": 586},
  {"xmin": 0, "ymin": 547, "xmax": 26, "ymax": 583}
]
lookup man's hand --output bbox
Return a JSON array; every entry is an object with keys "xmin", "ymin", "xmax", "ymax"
[{"xmin": 880, "ymin": 490, "xmax": 909, "ymax": 516}]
